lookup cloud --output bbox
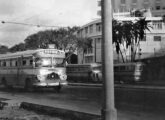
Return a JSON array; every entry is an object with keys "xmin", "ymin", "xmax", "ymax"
[
  {"xmin": 0, "ymin": 0, "xmax": 26, "ymax": 16},
  {"xmin": 0, "ymin": 24, "xmax": 31, "ymax": 33},
  {"xmin": 0, "ymin": 0, "xmax": 98, "ymax": 47}
]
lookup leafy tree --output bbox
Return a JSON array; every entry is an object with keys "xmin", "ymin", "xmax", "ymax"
[
  {"xmin": 24, "ymin": 33, "xmax": 40, "ymax": 49},
  {"xmin": 131, "ymin": 18, "xmax": 151, "ymax": 61},
  {"xmin": 9, "ymin": 43, "xmax": 26, "ymax": 52},
  {"xmin": 0, "ymin": 45, "xmax": 9, "ymax": 54},
  {"xmin": 24, "ymin": 26, "xmax": 79, "ymax": 51}
]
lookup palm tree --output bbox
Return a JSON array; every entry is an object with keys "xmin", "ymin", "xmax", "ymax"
[
  {"xmin": 113, "ymin": 18, "xmax": 151, "ymax": 62},
  {"xmin": 113, "ymin": 19, "xmax": 126, "ymax": 62},
  {"xmin": 131, "ymin": 18, "xmax": 151, "ymax": 61}
]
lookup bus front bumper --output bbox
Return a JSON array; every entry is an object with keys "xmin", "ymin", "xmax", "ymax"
[{"xmin": 33, "ymin": 81, "xmax": 68, "ymax": 87}]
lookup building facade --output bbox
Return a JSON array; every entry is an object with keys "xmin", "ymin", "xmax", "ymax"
[
  {"xmin": 112, "ymin": 0, "xmax": 165, "ymax": 17},
  {"xmin": 77, "ymin": 17, "xmax": 165, "ymax": 64},
  {"xmin": 97, "ymin": 0, "xmax": 165, "ymax": 17}
]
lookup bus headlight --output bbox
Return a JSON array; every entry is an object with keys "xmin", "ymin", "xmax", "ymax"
[
  {"xmin": 37, "ymin": 75, "xmax": 45, "ymax": 81},
  {"xmin": 60, "ymin": 74, "xmax": 67, "ymax": 81}
]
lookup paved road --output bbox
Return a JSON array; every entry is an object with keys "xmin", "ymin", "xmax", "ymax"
[
  {"xmin": 1, "ymin": 85, "xmax": 165, "ymax": 120},
  {"xmin": 0, "ymin": 85, "xmax": 102, "ymax": 114}
]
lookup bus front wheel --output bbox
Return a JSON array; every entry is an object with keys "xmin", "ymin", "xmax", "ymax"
[{"xmin": 53, "ymin": 85, "xmax": 61, "ymax": 92}]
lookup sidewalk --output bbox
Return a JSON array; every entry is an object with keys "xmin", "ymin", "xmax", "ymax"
[{"xmin": 0, "ymin": 91, "xmax": 165, "ymax": 120}]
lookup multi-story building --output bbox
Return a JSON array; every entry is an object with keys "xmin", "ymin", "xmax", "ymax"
[
  {"xmin": 76, "ymin": 0, "xmax": 165, "ymax": 64},
  {"xmin": 98, "ymin": 0, "xmax": 165, "ymax": 17},
  {"xmin": 77, "ymin": 17, "xmax": 165, "ymax": 64},
  {"xmin": 113, "ymin": 0, "xmax": 165, "ymax": 17}
]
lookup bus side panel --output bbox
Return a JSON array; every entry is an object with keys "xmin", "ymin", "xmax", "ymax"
[
  {"xmin": 0, "ymin": 68, "xmax": 17, "ymax": 86},
  {"xmin": 18, "ymin": 68, "xmax": 39, "ymax": 86}
]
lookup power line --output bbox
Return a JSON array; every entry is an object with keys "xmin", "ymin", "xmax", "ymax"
[{"xmin": 1, "ymin": 20, "xmax": 67, "ymax": 28}]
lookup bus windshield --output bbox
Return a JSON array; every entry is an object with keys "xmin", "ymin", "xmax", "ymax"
[
  {"xmin": 35, "ymin": 57, "xmax": 52, "ymax": 67},
  {"xmin": 35, "ymin": 57, "xmax": 65, "ymax": 67}
]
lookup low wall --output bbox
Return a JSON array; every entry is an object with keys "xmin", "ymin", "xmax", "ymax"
[{"xmin": 115, "ymin": 85, "xmax": 165, "ymax": 112}]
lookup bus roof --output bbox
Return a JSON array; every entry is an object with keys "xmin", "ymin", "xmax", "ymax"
[{"xmin": 0, "ymin": 49, "xmax": 65, "ymax": 59}]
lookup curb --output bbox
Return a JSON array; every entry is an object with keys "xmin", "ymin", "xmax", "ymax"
[
  {"xmin": 68, "ymin": 83, "xmax": 102, "ymax": 87},
  {"xmin": 20, "ymin": 102, "xmax": 100, "ymax": 120}
]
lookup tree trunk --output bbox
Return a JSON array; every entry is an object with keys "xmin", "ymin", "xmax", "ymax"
[
  {"xmin": 119, "ymin": 49, "xmax": 125, "ymax": 63},
  {"xmin": 133, "ymin": 39, "xmax": 141, "ymax": 61}
]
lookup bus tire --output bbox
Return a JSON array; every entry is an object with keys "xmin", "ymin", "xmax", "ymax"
[
  {"xmin": 53, "ymin": 85, "xmax": 61, "ymax": 92},
  {"xmin": 24, "ymin": 79, "xmax": 33, "ymax": 92}
]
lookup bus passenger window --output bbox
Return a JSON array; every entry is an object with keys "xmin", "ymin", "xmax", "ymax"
[
  {"xmin": 15, "ymin": 61, "xmax": 17, "ymax": 66},
  {"xmin": 3, "ymin": 61, "xmax": 6, "ymax": 67},
  {"xmin": 0, "ymin": 61, "xmax": 3, "ymax": 67},
  {"xmin": 30, "ymin": 60, "xmax": 33, "ymax": 66},
  {"xmin": 22, "ymin": 60, "xmax": 26, "ymax": 66}
]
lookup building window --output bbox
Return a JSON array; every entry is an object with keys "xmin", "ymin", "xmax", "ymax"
[
  {"xmin": 120, "ymin": 5, "xmax": 127, "ymax": 12},
  {"xmin": 96, "ymin": 23, "xmax": 102, "ymax": 32},
  {"xmin": 154, "ymin": 36, "xmax": 161, "ymax": 41},
  {"xmin": 153, "ymin": 21, "xmax": 162, "ymax": 29},
  {"xmin": 121, "ymin": 0, "xmax": 126, "ymax": 4},
  {"xmin": 156, "ymin": 6, "xmax": 161, "ymax": 10},
  {"xmin": 85, "ymin": 27, "xmax": 88, "ymax": 34},
  {"xmin": 85, "ymin": 56, "xmax": 93, "ymax": 63},
  {"xmin": 86, "ymin": 48, "xmax": 93, "ymax": 54},
  {"xmin": 96, "ymin": 38, "xmax": 101, "ymax": 43},
  {"xmin": 89, "ymin": 25, "xmax": 93, "ymax": 33}
]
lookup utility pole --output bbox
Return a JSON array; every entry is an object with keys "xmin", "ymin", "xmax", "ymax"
[{"xmin": 101, "ymin": 0, "xmax": 117, "ymax": 120}]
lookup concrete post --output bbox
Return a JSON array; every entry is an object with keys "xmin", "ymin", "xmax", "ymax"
[{"xmin": 101, "ymin": 0, "xmax": 117, "ymax": 120}]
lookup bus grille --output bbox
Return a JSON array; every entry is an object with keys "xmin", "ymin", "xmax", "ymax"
[{"xmin": 47, "ymin": 72, "xmax": 59, "ymax": 80}]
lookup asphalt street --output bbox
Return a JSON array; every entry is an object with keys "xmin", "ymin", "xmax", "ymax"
[{"xmin": 1, "ymin": 85, "xmax": 165, "ymax": 120}]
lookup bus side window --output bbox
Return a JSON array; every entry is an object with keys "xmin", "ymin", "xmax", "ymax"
[
  {"xmin": 3, "ymin": 61, "xmax": 6, "ymax": 67},
  {"xmin": 10, "ymin": 60, "xmax": 12, "ymax": 67},
  {"xmin": 15, "ymin": 61, "xmax": 17, "ymax": 66},
  {"xmin": 22, "ymin": 60, "xmax": 26, "ymax": 66},
  {"xmin": 30, "ymin": 59, "xmax": 33, "ymax": 66},
  {"xmin": 0, "ymin": 61, "xmax": 2, "ymax": 67}
]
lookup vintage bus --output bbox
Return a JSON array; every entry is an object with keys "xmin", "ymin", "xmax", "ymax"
[
  {"xmin": 66, "ymin": 62, "xmax": 144, "ymax": 84},
  {"xmin": 0, "ymin": 49, "xmax": 67, "ymax": 91},
  {"xmin": 66, "ymin": 63, "xmax": 102, "ymax": 83}
]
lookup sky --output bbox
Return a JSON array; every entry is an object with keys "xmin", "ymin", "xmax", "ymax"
[{"xmin": 0, "ymin": 0, "xmax": 100, "ymax": 47}]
